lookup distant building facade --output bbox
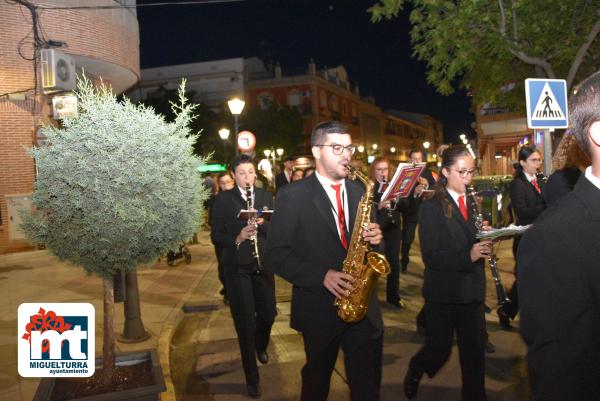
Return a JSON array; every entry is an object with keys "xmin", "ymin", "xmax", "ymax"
[{"xmin": 0, "ymin": 0, "xmax": 140, "ymax": 254}]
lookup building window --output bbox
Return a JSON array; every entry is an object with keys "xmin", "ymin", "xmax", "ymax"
[
  {"xmin": 320, "ymin": 91, "xmax": 327, "ymax": 108},
  {"xmin": 257, "ymin": 92, "xmax": 274, "ymax": 110},
  {"xmin": 287, "ymin": 89, "xmax": 302, "ymax": 107},
  {"xmin": 351, "ymin": 103, "xmax": 357, "ymax": 117},
  {"xmin": 330, "ymin": 95, "xmax": 339, "ymax": 112},
  {"xmin": 342, "ymin": 100, "xmax": 348, "ymax": 116}
]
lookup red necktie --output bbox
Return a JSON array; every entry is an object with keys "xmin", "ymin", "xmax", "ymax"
[
  {"xmin": 531, "ymin": 178, "xmax": 541, "ymax": 194},
  {"xmin": 458, "ymin": 194, "xmax": 469, "ymax": 222},
  {"xmin": 331, "ymin": 184, "xmax": 348, "ymax": 249}
]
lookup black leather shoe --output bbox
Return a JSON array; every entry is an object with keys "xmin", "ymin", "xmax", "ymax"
[
  {"xmin": 256, "ymin": 350, "xmax": 269, "ymax": 364},
  {"xmin": 403, "ymin": 367, "xmax": 423, "ymax": 399},
  {"xmin": 484, "ymin": 304, "xmax": 492, "ymax": 313},
  {"xmin": 247, "ymin": 383, "xmax": 262, "ymax": 398},
  {"xmin": 401, "ymin": 264, "xmax": 408, "ymax": 273},
  {"xmin": 386, "ymin": 299, "xmax": 405, "ymax": 309},
  {"xmin": 485, "ymin": 339, "xmax": 496, "ymax": 354},
  {"xmin": 497, "ymin": 307, "xmax": 512, "ymax": 331}
]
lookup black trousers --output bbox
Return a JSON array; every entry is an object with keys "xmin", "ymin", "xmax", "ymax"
[
  {"xmin": 400, "ymin": 213, "xmax": 418, "ymax": 268},
  {"xmin": 384, "ymin": 225, "xmax": 401, "ymax": 303},
  {"xmin": 409, "ymin": 301, "xmax": 487, "ymax": 401},
  {"xmin": 503, "ymin": 235, "xmax": 522, "ymax": 318},
  {"xmin": 300, "ymin": 318, "xmax": 383, "ymax": 401},
  {"xmin": 214, "ymin": 246, "xmax": 226, "ymax": 293},
  {"xmin": 225, "ymin": 262, "xmax": 277, "ymax": 385}
]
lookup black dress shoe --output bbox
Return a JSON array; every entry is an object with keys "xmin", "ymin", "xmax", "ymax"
[
  {"xmin": 247, "ymin": 383, "xmax": 262, "ymax": 398},
  {"xmin": 497, "ymin": 307, "xmax": 512, "ymax": 331},
  {"xmin": 256, "ymin": 350, "xmax": 269, "ymax": 364},
  {"xmin": 403, "ymin": 367, "xmax": 423, "ymax": 399},
  {"xmin": 386, "ymin": 299, "xmax": 405, "ymax": 308},
  {"xmin": 484, "ymin": 304, "xmax": 492, "ymax": 313},
  {"xmin": 401, "ymin": 264, "xmax": 408, "ymax": 273}
]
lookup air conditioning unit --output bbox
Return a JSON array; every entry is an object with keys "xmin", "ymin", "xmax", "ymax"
[{"xmin": 41, "ymin": 49, "xmax": 76, "ymax": 94}]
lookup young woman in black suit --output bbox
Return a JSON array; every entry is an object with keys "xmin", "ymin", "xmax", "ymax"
[
  {"xmin": 497, "ymin": 147, "xmax": 546, "ymax": 330},
  {"xmin": 404, "ymin": 145, "xmax": 492, "ymax": 401}
]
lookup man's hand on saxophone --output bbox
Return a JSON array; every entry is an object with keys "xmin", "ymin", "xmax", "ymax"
[
  {"xmin": 324, "ymin": 270, "xmax": 355, "ymax": 299},
  {"xmin": 362, "ymin": 222, "xmax": 383, "ymax": 245}
]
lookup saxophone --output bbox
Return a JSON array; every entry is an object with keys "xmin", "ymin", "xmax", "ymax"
[
  {"xmin": 335, "ymin": 166, "xmax": 391, "ymax": 323},
  {"xmin": 245, "ymin": 184, "xmax": 262, "ymax": 275}
]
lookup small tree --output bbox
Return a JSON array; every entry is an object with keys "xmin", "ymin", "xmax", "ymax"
[{"xmin": 21, "ymin": 77, "xmax": 208, "ymax": 384}]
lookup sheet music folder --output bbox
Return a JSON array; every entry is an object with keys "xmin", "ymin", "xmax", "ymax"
[{"xmin": 380, "ymin": 162, "xmax": 427, "ymax": 203}]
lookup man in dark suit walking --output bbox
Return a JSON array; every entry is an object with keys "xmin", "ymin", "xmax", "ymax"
[
  {"xmin": 265, "ymin": 121, "xmax": 384, "ymax": 401},
  {"xmin": 275, "ymin": 156, "xmax": 294, "ymax": 191},
  {"xmin": 518, "ymin": 71, "xmax": 600, "ymax": 401},
  {"xmin": 210, "ymin": 155, "xmax": 276, "ymax": 398},
  {"xmin": 398, "ymin": 149, "xmax": 437, "ymax": 272}
]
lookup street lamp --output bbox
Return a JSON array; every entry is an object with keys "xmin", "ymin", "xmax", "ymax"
[
  {"xmin": 423, "ymin": 141, "xmax": 431, "ymax": 150},
  {"xmin": 227, "ymin": 97, "xmax": 245, "ymax": 155},
  {"xmin": 358, "ymin": 145, "xmax": 365, "ymax": 153},
  {"xmin": 390, "ymin": 147, "xmax": 396, "ymax": 153},
  {"xmin": 218, "ymin": 128, "xmax": 230, "ymax": 164}
]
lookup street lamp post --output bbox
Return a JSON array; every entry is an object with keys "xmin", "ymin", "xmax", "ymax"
[
  {"xmin": 218, "ymin": 128, "xmax": 230, "ymax": 164},
  {"xmin": 227, "ymin": 97, "xmax": 245, "ymax": 155}
]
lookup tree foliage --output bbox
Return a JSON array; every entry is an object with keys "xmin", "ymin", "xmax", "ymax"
[
  {"xmin": 369, "ymin": 0, "xmax": 600, "ymax": 110},
  {"xmin": 243, "ymin": 102, "xmax": 304, "ymax": 156},
  {"xmin": 21, "ymin": 77, "xmax": 209, "ymax": 278}
]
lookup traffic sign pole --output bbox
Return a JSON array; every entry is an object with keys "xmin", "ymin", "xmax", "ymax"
[{"xmin": 543, "ymin": 128, "xmax": 553, "ymax": 176}]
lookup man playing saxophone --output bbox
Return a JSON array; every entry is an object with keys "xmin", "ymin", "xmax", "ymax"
[
  {"xmin": 210, "ymin": 154, "xmax": 276, "ymax": 398},
  {"xmin": 265, "ymin": 121, "xmax": 383, "ymax": 401}
]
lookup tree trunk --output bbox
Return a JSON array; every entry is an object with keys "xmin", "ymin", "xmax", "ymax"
[
  {"xmin": 120, "ymin": 269, "xmax": 150, "ymax": 342},
  {"xmin": 102, "ymin": 276, "xmax": 115, "ymax": 385}
]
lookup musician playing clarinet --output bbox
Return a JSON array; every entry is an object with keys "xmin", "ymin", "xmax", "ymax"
[
  {"xmin": 210, "ymin": 154, "xmax": 276, "ymax": 398},
  {"xmin": 404, "ymin": 145, "xmax": 492, "ymax": 401}
]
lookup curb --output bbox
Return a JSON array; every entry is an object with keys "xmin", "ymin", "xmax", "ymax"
[{"xmin": 157, "ymin": 247, "xmax": 213, "ymax": 401}]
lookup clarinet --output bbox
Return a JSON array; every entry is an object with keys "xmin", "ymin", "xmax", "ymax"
[
  {"xmin": 245, "ymin": 184, "xmax": 262, "ymax": 275},
  {"xmin": 467, "ymin": 186, "xmax": 510, "ymax": 306}
]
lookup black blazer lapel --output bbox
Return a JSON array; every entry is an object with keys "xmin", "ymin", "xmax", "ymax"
[
  {"xmin": 308, "ymin": 175, "xmax": 340, "ymax": 240},
  {"xmin": 444, "ymin": 190, "xmax": 476, "ymax": 236},
  {"xmin": 346, "ymin": 179, "xmax": 362, "ymax": 235}
]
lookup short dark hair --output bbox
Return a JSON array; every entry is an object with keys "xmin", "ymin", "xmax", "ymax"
[
  {"xmin": 311, "ymin": 121, "xmax": 349, "ymax": 146},
  {"xmin": 570, "ymin": 71, "xmax": 600, "ymax": 156},
  {"xmin": 408, "ymin": 149, "xmax": 423, "ymax": 158},
  {"xmin": 283, "ymin": 156, "xmax": 294, "ymax": 162},
  {"xmin": 231, "ymin": 154, "xmax": 255, "ymax": 173}
]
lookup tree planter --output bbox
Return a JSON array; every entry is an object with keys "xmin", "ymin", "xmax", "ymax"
[{"xmin": 32, "ymin": 350, "xmax": 166, "ymax": 401}]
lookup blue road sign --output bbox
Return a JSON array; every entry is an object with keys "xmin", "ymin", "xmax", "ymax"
[{"xmin": 525, "ymin": 78, "xmax": 569, "ymax": 129}]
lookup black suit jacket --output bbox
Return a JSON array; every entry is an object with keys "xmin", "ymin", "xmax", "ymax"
[
  {"xmin": 542, "ymin": 167, "xmax": 581, "ymax": 206},
  {"xmin": 509, "ymin": 173, "xmax": 546, "ymax": 225},
  {"xmin": 265, "ymin": 174, "xmax": 383, "ymax": 335},
  {"xmin": 518, "ymin": 176, "xmax": 600, "ymax": 401},
  {"xmin": 275, "ymin": 171, "xmax": 290, "ymax": 191},
  {"xmin": 398, "ymin": 167, "xmax": 437, "ymax": 221},
  {"xmin": 210, "ymin": 187, "xmax": 273, "ymax": 267},
  {"xmin": 418, "ymin": 190, "xmax": 486, "ymax": 304}
]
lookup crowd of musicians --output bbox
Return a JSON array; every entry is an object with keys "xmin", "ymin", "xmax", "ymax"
[{"xmin": 207, "ymin": 71, "xmax": 600, "ymax": 401}]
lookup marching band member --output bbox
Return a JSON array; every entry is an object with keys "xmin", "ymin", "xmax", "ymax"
[
  {"xmin": 265, "ymin": 121, "xmax": 384, "ymax": 401},
  {"xmin": 518, "ymin": 70, "xmax": 600, "ymax": 401},
  {"xmin": 404, "ymin": 145, "xmax": 491, "ymax": 401},
  {"xmin": 497, "ymin": 147, "xmax": 546, "ymax": 330},
  {"xmin": 210, "ymin": 155, "xmax": 276, "ymax": 398},
  {"xmin": 370, "ymin": 157, "xmax": 404, "ymax": 307}
]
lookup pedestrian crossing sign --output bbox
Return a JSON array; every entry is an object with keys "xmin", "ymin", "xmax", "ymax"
[{"xmin": 525, "ymin": 78, "xmax": 569, "ymax": 129}]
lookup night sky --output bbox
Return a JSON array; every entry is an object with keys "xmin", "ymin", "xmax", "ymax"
[{"xmin": 137, "ymin": 0, "xmax": 474, "ymax": 142}]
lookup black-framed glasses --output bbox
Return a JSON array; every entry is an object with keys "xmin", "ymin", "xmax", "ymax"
[
  {"xmin": 453, "ymin": 168, "xmax": 478, "ymax": 178},
  {"xmin": 314, "ymin": 144, "xmax": 356, "ymax": 155}
]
